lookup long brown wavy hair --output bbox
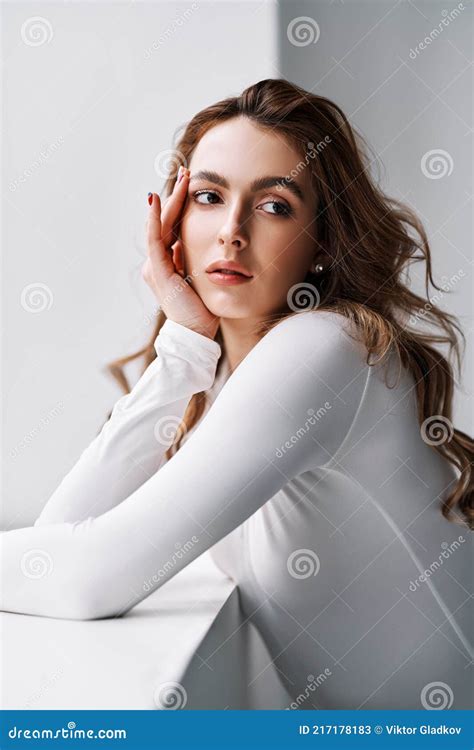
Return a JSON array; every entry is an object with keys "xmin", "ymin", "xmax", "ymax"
[{"xmin": 102, "ymin": 78, "xmax": 473, "ymax": 529}]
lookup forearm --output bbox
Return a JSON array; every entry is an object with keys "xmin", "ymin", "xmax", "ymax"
[
  {"xmin": 0, "ymin": 521, "xmax": 94, "ymax": 619},
  {"xmin": 34, "ymin": 319, "xmax": 221, "ymax": 526},
  {"xmin": 1, "ymin": 312, "xmax": 369, "ymax": 622}
]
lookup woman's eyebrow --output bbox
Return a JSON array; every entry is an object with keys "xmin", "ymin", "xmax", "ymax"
[{"xmin": 188, "ymin": 170, "xmax": 306, "ymax": 203}]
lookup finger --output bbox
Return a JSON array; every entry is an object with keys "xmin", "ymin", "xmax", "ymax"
[
  {"xmin": 161, "ymin": 168, "xmax": 190, "ymax": 247},
  {"xmin": 146, "ymin": 193, "xmax": 174, "ymax": 274},
  {"xmin": 161, "ymin": 170, "xmax": 188, "ymax": 240},
  {"xmin": 147, "ymin": 192, "xmax": 162, "ymax": 252}
]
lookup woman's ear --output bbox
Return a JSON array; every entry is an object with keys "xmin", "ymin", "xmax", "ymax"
[{"xmin": 311, "ymin": 242, "xmax": 332, "ymax": 272}]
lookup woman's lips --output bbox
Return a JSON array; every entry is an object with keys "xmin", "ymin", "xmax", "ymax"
[{"xmin": 206, "ymin": 271, "xmax": 253, "ymax": 285}]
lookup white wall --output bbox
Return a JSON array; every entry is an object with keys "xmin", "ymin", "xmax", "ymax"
[
  {"xmin": 2, "ymin": 0, "xmax": 278, "ymax": 528},
  {"xmin": 3, "ymin": 1, "xmax": 472, "ymax": 529},
  {"xmin": 277, "ymin": 0, "xmax": 473, "ymax": 433}
]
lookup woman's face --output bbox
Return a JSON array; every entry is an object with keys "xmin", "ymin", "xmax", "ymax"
[{"xmin": 179, "ymin": 116, "xmax": 319, "ymax": 320}]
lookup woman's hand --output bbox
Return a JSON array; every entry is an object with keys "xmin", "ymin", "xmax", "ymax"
[{"xmin": 142, "ymin": 167, "xmax": 219, "ymax": 340}]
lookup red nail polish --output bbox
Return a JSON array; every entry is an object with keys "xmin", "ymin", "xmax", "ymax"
[{"xmin": 148, "ymin": 192, "xmax": 153, "ymax": 206}]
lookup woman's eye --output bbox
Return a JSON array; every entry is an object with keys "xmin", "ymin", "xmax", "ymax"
[
  {"xmin": 192, "ymin": 190, "xmax": 292, "ymax": 217},
  {"xmin": 193, "ymin": 190, "xmax": 221, "ymax": 205},
  {"xmin": 260, "ymin": 200, "xmax": 292, "ymax": 217}
]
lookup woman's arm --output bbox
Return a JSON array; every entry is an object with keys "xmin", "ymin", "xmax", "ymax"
[
  {"xmin": 33, "ymin": 318, "xmax": 221, "ymax": 526},
  {"xmin": 1, "ymin": 311, "xmax": 370, "ymax": 620}
]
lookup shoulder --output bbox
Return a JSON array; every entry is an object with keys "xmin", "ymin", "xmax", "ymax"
[
  {"xmin": 230, "ymin": 310, "xmax": 370, "ymax": 399},
  {"xmin": 260, "ymin": 310, "xmax": 365, "ymax": 361}
]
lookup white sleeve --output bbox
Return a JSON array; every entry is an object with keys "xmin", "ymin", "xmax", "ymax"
[
  {"xmin": 0, "ymin": 312, "xmax": 370, "ymax": 620},
  {"xmin": 33, "ymin": 318, "xmax": 222, "ymax": 526}
]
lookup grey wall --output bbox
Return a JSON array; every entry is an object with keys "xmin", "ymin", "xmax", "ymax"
[{"xmin": 278, "ymin": 0, "xmax": 473, "ymax": 432}]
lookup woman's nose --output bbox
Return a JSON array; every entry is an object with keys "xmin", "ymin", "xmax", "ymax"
[{"xmin": 217, "ymin": 207, "xmax": 249, "ymax": 249}]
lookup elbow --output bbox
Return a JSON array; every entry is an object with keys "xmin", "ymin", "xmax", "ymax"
[
  {"xmin": 71, "ymin": 602, "xmax": 106, "ymax": 621},
  {"xmin": 71, "ymin": 582, "xmax": 128, "ymax": 621},
  {"xmin": 69, "ymin": 598, "xmax": 109, "ymax": 621}
]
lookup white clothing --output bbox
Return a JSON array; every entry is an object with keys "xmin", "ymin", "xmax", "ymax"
[{"xmin": 1, "ymin": 311, "xmax": 472, "ymax": 709}]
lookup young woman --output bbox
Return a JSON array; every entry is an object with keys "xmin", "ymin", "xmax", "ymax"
[{"xmin": 1, "ymin": 79, "xmax": 472, "ymax": 710}]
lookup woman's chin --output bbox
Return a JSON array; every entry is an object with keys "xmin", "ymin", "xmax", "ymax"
[{"xmin": 201, "ymin": 296, "xmax": 255, "ymax": 319}]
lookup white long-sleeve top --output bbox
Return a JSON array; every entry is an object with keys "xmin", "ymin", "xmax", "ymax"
[{"xmin": 1, "ymin": 311, "xmax": 472, "ymax": 709}]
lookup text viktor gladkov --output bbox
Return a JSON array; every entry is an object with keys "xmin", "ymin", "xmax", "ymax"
[{"xmin": 386, "ymin": 724, "xmax": 462, "ymax": 735}]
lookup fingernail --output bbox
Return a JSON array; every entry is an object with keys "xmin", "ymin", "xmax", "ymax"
[
  {"xmin": 148, "ymin": 192, "xmax": 153, "ymax": 206},
  {"xmin": 177, "ymin": 166, "xmax": 184, "ymax": 183}
]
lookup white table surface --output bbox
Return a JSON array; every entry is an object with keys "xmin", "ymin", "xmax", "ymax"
[
  {"xmin": 1, "ymin": 551, "xmax": 235, "ymax": 709},
  {"xmin": 1, "ymin": 550, "xmax": 293, "ymax": 710}
]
